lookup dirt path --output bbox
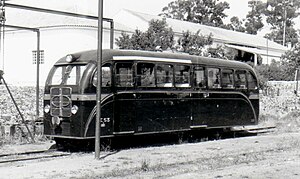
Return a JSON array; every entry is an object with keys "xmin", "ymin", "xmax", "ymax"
[{"xmin": 0, "ymin": 132, "xmax": 299, "ymax": 179}]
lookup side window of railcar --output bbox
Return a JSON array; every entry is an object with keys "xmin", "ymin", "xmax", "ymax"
[
  {"xmin": 92, "ymin": 64, "xmax": 111, "ymax": 87},
  {"xmin": 193, "ymin": 66, "xmax": 206, "ymax": 88},
  {"xmin": 156, "ymin": 64, "xmax": 174, "ymax": 87},
  {"xmin": 207, "ymin": 68, "xmax": 221, "ymax": 89},
  {"xmin": 234, "ymin": 70, "xmax": 247, "ymax": 89},
  {"xmin": 221, "ymin": 69, "xmax": 234, "ymax": 89},
  {"xmin": 175, "ymin": 65, "xmax": 190, "ymax": 87},
  {"xmin": 136, "ymin": 63, "xmax": 155, "ymax": 87},
  {"xmin": 115, "ymin": 63, "xmax": 133, "ymax": 87},
  {"xmin": 247, "ymin": 72, "xmax": 258, "ymax": 90}
]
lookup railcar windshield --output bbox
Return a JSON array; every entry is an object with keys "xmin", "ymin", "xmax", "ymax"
[{"xmin": 48, "ymin": 65, "xmax": 87, "ymax": 85}]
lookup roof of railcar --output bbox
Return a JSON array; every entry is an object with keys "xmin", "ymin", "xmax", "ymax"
[{"xmin": 55, "ymin": 49, "xmax": 254, "ymax": 71}]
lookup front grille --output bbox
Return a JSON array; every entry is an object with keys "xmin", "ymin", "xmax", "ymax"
[{"xmin": 50, "ymin": 87, "xmax": 72, "ymax": 117}]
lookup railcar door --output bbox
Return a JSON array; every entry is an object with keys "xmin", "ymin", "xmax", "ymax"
[
  {"xmin": 113, "ymin": 62, "xmax": 135, "ymax": 135},
  {"xmin": 134, "ymin": 62, "xmax": 192, "ymax": 133},
  {"xmin": 191, "ymin": 66, "xmax": 209, "ymax": 128}
]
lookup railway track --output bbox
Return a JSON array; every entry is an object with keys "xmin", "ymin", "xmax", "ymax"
[
  {"xmin": 0, "ymin": 126, "xmax": 276, "ymax": 159},
  {"xmin": 230, "ymin": 125, "xmax": 276, "ymax": 135},
  {"xmin": 0, "ymin": 149, "xmax": 71, "ymax": 164},
  {"xmin": 105, "ymin": 125, "xmax": 278, "ymax": 150}
]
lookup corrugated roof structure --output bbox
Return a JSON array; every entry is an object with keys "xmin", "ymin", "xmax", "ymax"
[{"xmin": 113, "ymin": 9, "xmax": 288, "ymax": 64}]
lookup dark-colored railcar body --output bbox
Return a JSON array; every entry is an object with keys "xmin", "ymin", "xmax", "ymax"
[{"xmin": 43, "ymin": 49, "xmax": 259, "ymax": 144}]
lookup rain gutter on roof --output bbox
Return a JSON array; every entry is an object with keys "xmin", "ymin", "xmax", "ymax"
[
  {"xmin": 215, "ymin": 38, "xmax": 286, "ymax": 53},
  {"xmin": 225, "ymin": 44, "xmax": 283, "ymax": 58},
  {"xmin": 172, "ymin": 31, "xmax": 285, "ymax": 54}
]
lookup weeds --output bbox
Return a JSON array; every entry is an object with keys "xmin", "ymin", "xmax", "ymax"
[
  {"xmin": 141, "ymin": 158, "xmax": 150, "ymax": 171},
  {"xmin": 274, "ymin": 112, "xmax": 300, "ymax": 133}
]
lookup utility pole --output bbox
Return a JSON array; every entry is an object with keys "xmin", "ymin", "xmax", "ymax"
[
  {"xmin": 95, "ymin": 0, "xmax": 103, "ymax": 160},
  {"xmin": 0, "ymin": 0, "xmax": 5, "ymax": 70},
  {"xmin": 36, "ymin": 30, "xmax": 40, "ymax": 121},
  {"xmin": 282, "ymin": 0, "xmax": 293, "ymax": 46},
  {"xmin": 283, "ymin": 1, "xmax": 287, "ymax": 46}
]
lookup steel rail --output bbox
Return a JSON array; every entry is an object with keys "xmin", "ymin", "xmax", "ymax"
[{"xmin": 0, "ymin": 150, "xmax": 71, "ymax": 164}]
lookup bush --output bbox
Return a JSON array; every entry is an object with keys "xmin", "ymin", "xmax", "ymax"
[{"xmin": 254, "ymin": 61, "xmax": 294, "ymax": 89}]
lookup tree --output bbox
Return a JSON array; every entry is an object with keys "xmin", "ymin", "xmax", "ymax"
[
  {"xmin": 264, "ymin": 28, "xmax": 298, "ymax": 46},
  {"xmin": 220, "ymin": 0, "xmax": 264, "ymax": 34},
  {"xmin": 204, "ymin": 45, "xmax": 236, "ymax": 60},
  {"xmin": 159, "ymin": 0, "xmax": 229, "ymax": 27},
  {"xmin": 253, "ymin": 41, "xmax": 300, "ymax": 86},
  {"xmin": 281, "ymin": 42, "xmax": 300, "ymax": 77},
  {"xmin": 176, "ymin": 30, "xmax": 213, "ymax": 55},
  {"xmin": 144, "ymin": 19, "xmax": 175, "ymax": 50},
  {"xmin": 115, "ymin": 19, "xmax": 174, "ymax": 51},
  {"xmin": 221, "ymin": 16, "xmax": 246, "ymax": 32},
  {"xmin": 130, "ymin": 29, "xmax": 148, "ymax": 50},
  {"xmin": 245, "ymin": 0, "xmax": 264, "ymax": 35},
  {"xmin": 115, "ymin": 32, "xmax": 133, "ymax": 49},
  {"xmin": 116, "ymin": 19, "xmax": 213, "ymax": 55},
  {"xmin": 115, "ymin": 29, "xmax": 147, "ymax": 50},
  {"xmin": 263, "ymin": 0, "xmax": 300, "ymax": 46}
]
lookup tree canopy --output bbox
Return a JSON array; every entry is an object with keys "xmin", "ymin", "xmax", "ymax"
[
  {"xmin": 244, "ymin": 0, "xmax": 265, "ymax": 35},
  {"xmin": 116, "ymin": 19, "xmax": 174, "ymax": 51},
  {"xmin": 263, "ymin": 0, "xmax": 300, "ymax": 46},
  {"xmin": 115, "ymin": 19, "xmax": 213, "ymax": 55},
  {"xmin": 159, "ymin": 0, "xmax": 229, "ymax": 27},
  {"xmin": 176, "ymin": 30, "xmax": 213, "ymax": 55},
  {"xmin": 221, "ymin": 16, "xmax": 246, "ymax": 33}
]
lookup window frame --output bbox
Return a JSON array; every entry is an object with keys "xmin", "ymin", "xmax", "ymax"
[
  {"xmin": 114, "ymin": 62, "xmax": 134, "ymax": 88},
  {"xmin": 92, "ymin": 63, "xmax": 112, "ymax": 88},
  {"xmin": 234, "ymin": 70, "xmax": 247, "ymax": 90},
  {"xmin": 174, "ymin": 64, "xmax": 191, "ymax": 88},
  {"xmin": 156, "ymin": 63, "xmax": 174, "ymax": 88},
  {"xmin": 247, "ymin": 71, "xmax": 258, "ymax": 90},
  {"xmin": 207, "ymin": 67, "xmax": 221, "ymax": 89},
  {"xmin": 221, "ymin": 68, "xmax": 234, "ymax": 89},
  {"xmin": 193, "ymin": 65, "xmax": 207, "ymax": 89},
  {"xmin": 136, "ymin": 62, "xmax": 156, "ymax": 88}
]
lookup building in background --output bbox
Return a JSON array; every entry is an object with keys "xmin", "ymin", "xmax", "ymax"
[
  {"xmin": 1, "ymin": 5, "xmax": 288, "ymax": 86},
  {"xmin": 114, "ymin": 9, "xmax": 288, "ymax": 66}
]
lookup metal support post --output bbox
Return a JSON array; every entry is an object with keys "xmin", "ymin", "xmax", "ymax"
[
  {"xmin": 36, "ymin": 30, "xmax": 40, "ymax": 121},
  {"xmin": 95, "ymin": 0, "xmax": 103, "ymax": 159}
]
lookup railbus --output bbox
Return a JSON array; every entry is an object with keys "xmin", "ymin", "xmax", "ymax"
[{"xmin": 43, "ymin": 49, "xmax": 259, "ymax": 147}]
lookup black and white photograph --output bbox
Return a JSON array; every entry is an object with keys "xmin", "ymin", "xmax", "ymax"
[{"xmin": 0, "ymin": 0, "xmax": 299, "ymax": 178}]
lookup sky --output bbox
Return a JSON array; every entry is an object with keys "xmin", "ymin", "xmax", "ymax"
[
  {"xmin": 7, "ymin": 0, "xmax": 290, "ymax": 36},
  {"xmin": 103, "ymin": 0, "xmax": 250, "ymax": 21},
  {"xmin": 8, "ymin": 0, "xmax": 251, "ymax": 21},
  {"xmin": 102, "ymin": 0, "xmax": 268, "ymax": 32},
  {"xmin": 101, "ymin": 0, "xmax": 267, "ymax": 34}
]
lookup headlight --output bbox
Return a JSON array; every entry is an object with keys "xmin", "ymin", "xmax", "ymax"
[
  {"xmin": 66, "ymin": 54, "xmax": 73, "ymax": 62},
  {"xmin": 44, "ymin": 104, "xmax": 50, "ymax": 113},
  {"xmin": 71, "ymin": 105, "xmax": 78, "ymax": 114}
]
